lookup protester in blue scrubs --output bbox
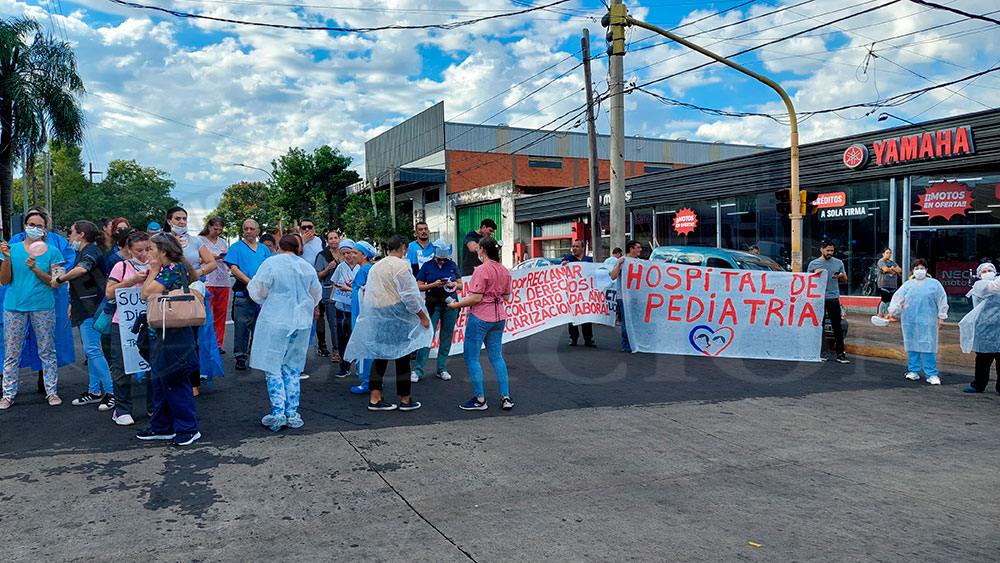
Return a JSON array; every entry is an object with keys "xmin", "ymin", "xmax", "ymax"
[
  {"xmin": 407, "ymin": 221, "xmax": 435, "ymax": 276},
  {"xmin": 349, "ymin": 241, "xmax": 376, "ymax": 394},
  {"xmin": 225, "ymin": 219, "xmax": 272, "ymax": 371}
]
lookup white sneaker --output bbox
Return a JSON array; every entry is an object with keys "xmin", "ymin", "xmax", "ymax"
[
  {"xmin": 410, "ymin": 371, "xmax": 419, "ymax": 383},
  {"xmin": 905, "ymin": 372, "xmax": 921, "ymax": 380},
  {"xmin": 112, "ymin": 411, "xmax": 135, "ymax": 426},
  {"xmin": 437, "ymin": 370, "xmax": 452, "ymax": 381},
  {"xmin": 926, "ymin": 375, "xmax": 942, "ymax": 385},
  {"xmin": 299, "ymin": 373, "xmax": 310, "ymax": 380}
]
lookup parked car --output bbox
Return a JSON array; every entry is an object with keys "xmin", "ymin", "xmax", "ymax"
[
  {"xmin": 649, "ymin": 246, "xmax": 849, "ymax": 340},
  {"xmin": 648, "ymin": 246, "xmax": 785, "ymax": 271},
  {"xmin": 512, "ymin": 257, "xmax": 560, "ymax": 270}
]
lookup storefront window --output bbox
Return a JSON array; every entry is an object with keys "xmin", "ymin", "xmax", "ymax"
[
  {"xmin": 803, "ymin": 179, "xmax": 893, "ymax": 296},
  {"xmin": 909, "ymin": 173, "xmax": 1000, "ymax": 320},
  {"xmin": 632, "ymin": 208, "xmax": 653, "ymax": 258},
  {"xmin": 652, "ymin": 200, "xmax": 718, "ymax": 249}
]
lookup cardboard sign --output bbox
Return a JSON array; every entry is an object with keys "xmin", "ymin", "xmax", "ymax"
[
  {"xmin": 619, "ymin": 259, "xmax": 826, "ymax": 361},
  {"xmin": 115, "ymin": 287, "xmax": 150, "ymax": 375}
]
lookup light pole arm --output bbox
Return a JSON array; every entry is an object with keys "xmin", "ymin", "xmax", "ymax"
[{"xmin": 624, "ymin": 16, "xmax": 803, "ymax": 271}]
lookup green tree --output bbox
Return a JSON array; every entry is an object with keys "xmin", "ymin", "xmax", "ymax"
[
  {"xmin": 13, "ymin": 142, "xmax": 92, "ymax": 229},
  {"xmin": 270, "ymin": 145, "xmax": 360, "ymax": 230},
  {"xmin": 340, "ymin": 191, "xmax": 414, "ymax": 246},
  {"xmin": 97, "ymin": 159, "xmax": 179, "ymax": 229},
  {"xmin": 0, "ymin": 17, "xmax": 85, "ymax": 238},
  {"xmin": 209, "ymin": 180, "xmax": 281, "ymax": 237}
]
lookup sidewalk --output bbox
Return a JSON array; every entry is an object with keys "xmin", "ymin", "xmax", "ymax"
[{"xmin": 843, "ymin": 311, "xmax": 972, "ymax": 368}]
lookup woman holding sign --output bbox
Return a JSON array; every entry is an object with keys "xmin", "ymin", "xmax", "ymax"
[
  {"xmin": 136, "ymin": 233, "xmax": 201, "ymax": 446},
  {"xmin": 884, "ymin": 259, "xmax": 949, "ymax": 385},
  {"xmin": 0, "ymin": 210, "xmax": 66, "ymax": 409},
  {"xmin": 448, "ymin": 236, "xmax": 514, "ymax": 411},
  {"xmin": 105, "ymin": 231, "xmax": 155, "ymax": 426}
]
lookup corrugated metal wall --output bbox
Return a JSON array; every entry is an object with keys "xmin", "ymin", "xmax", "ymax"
[
  {"xmin": 515, "ymin": 109, "xmax": 1000, "ymax": 222},
  {"xmin": 365, "ymin": 102, "xmax": 446, "ymax": 186}
]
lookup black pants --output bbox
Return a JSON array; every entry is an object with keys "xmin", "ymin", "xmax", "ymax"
[
  {"xmin": 371, "ymin": 356, "xmax": 411, "ymax": 397},
  {"xmin": 568, "ymin": 323, "xmax": 593, "ymax": 343},
  {"xmin": 972, "ymin": 352, "xmax": 1000, "ymax": 392},
  {"xmin": 824, "ymin": 298, "xmax": 845, "ymax": 355},
  {"xmin": 335, "ymin": 309, "xmax": 352, "ymax": 373},
  {"xmin": 316, "ymin": 303, "xmax": 329, "ymax": 353}
]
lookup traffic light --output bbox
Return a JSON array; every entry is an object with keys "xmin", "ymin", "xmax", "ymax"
[
  {"xmin": 601, "ymin": 4, "xmax": 628, "ymax": 57},
  {"xmin": 775, "ymin": 190, "xmax": 791, "ymax": 216},
  {"xmin": 800, "ymin": 190, "xmax": 817, "ymax": 216}
]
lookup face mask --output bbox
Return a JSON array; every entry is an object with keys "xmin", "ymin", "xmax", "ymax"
[
  {"xmin": 129, "ymin": 257, "xmax": 150, "ymax": 272},
  {"xmin": 171, "ymin": 225, "xmax": 188, "ymax": 236},
  {"xmin": 913, "ymin": 269, "xmax": 927, "ymax": 280},
  {"xmin": 71, "ymin": 240, "xmax": 83, "ymax": 251},
  {"xmin": 981, "ymin": 271, "xmax": 996, "ymax": 281},
  {"xmin": 25, "ymin": 226, "xmax": 45, "ymax": 240}
]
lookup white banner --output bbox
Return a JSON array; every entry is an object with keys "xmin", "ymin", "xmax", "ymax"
[
  {"xmin": 429, "ymin": 262, "xmax": 616, "ymax": 355},
  {"xmin": 115, "ymin": 287, "xmax": 151, "ymax": 374},
  {"xmin": 620, "ymin": 259, "xmax": 827, "ymax": 361}
]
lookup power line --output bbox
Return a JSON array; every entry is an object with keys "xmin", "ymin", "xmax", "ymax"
[
  {"xmin": 905, "ymin": 0, "xmax": 1000, "ymax": 26},
  {"xmin": 105, "ymin": 0, "xmax": 574, "ymax": 32}
]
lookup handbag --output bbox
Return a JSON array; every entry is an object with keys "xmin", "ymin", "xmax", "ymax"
[{"xmin": 145, "ymin": 265, "xmax": 206, "ymax": 329}]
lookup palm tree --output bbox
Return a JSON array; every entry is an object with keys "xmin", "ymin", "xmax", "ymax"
[{"xmin": 0, "ymin": 17, "xmax": 85, "ymax": 238}]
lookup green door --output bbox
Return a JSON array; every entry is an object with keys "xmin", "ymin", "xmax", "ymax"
[{"xmin": 457, "ymin": 201, "xmax": 502, "ymax": 265}]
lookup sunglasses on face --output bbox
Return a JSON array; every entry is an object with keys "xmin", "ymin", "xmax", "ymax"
[{"xmin": 300, "ymin": 225, "xmax": 315, "ymax": 230}]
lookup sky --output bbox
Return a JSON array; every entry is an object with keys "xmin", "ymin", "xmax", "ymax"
[{"xmin": 5, "ymin": 0, "xmax": 999, "ymax": 230}]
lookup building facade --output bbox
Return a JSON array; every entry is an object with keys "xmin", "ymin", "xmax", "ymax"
[
  {"xmin": 351, "ymin": 101, "xmax": 768, "ymax": 267},
  {"xmin": 514, "ymin": 108, "xmax": 1000, "ymax": 319}
]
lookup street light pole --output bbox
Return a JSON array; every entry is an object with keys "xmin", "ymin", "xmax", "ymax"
[
  {"xmin": 608, "ymin": 0, "xmax": 627, "ymax": 255},
  {"xmin": 233, "ymin": 163, "xmax": 275, "ymax": 181},
  {"xmin": 620, "ymin": 14, "xmax": 803, "ymax": 271}
]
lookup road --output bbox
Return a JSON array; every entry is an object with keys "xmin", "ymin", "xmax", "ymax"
[{"xmin": 1, "ymin": 324, "xmax": 998, "ymax": 562}]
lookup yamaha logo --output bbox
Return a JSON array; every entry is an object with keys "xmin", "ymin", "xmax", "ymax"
[{"xmin": 843, "ymin": 143, "xmax": 869, "ymax": 169}]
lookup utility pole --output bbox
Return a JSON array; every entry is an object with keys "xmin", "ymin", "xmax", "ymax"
[
  {"xmin": 582, "ymin": 28, "xmax": 602, "ymax": 261},
  {"xmin": 88, "ymin": 162, "xmax": 103, "ymax": 184},
  {"xmin": 607, "ymin": 0, "xmax": 627, "ymax": 254},
  {"xmin": 389, "ymin": 166, "xmax": 396, "ymax": 229}
]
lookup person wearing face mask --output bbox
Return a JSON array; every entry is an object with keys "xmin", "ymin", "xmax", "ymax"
[
  {"xmin": 348, "ymin": 241, "xmax": 376, "ymax": 394},
  {"xmin": 884, "ymin": 259, "xmax": 949, "ymax": 385},
  {"xmin": 198, "ymin": 217, "xmax": 230, "ymax": 353},
  {"xmin": 959, "ymin": 262, "xmax": 1000, "ymax": 394},
  {"xmin": 104, "ymin": 231, "xmax": 156, "ymax": 426},
  {"xmin": 413, "ymin": 239, "xmax": 463, "ymax": 382},
  {"xmin": 52, "ymin": 221, "xmax": 113, "ymax": 410},
  {"xmin": 165, "ymin": 207, "xmax": 222, "ymax": 395},
  {"xmin": 0, "ymin": 211, "xmax": 67, "ymax": 408},
  {"xmin": 329, "ymin": 238, "xmax": 359, "ymax": 377}
]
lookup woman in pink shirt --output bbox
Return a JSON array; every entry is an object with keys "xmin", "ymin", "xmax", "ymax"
[{"xmin": 448, "ymin": 237, "xmax": 514, "ymax": 411}]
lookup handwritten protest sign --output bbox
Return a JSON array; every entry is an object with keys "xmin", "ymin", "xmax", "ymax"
[
  {"xmin": 428, "ymin": 262, "xmax": 616, "ymax": 356},
  {"xmin": 619, "ymin": 259, "xmax": 827, "ymax": 361},
  {"xmin": 115, "ymin": 287, "xmax": 150, "ymax": 374}
]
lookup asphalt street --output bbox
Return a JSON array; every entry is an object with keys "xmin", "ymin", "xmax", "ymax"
[{"xmin": 1, "ymin": 324, "xmax": 998, "ymax": 562}]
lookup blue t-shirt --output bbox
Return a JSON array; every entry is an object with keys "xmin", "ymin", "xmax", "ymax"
[
  {"xmin": 350, "ymin": 263, "xmax": 373, "ymax": 329},
  {"xmin": 416, "ymin": 258, "xmax": 460, "ymax": 306},
  {"xmin": 3, "ymin": 241, "xmax": 65, "ymax": 312},
  {"xmin": 561, "ymin": 254, "xmax": 593, "ymax": 263},
  {"xmin": 407, "ymin": 240, "xmax": 436, "ymax": 274},
  {"xmin": 225, "ymin": 239, "xmax": 272, "ymax": 293}
]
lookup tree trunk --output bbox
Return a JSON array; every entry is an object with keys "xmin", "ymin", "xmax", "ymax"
[
  {"xmin": 0, "ymin": 97, "xmax": 14, "ymax": 240},
  {"xmin": 27, "ymin": 153, "xmax": 36, "ymax": 207}
]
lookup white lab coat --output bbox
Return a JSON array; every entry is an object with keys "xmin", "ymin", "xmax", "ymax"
[
  {"xmin": 247, "ymin": 253, "xmax": 322, "ymax": 374},
  {"xmin": 888, "ymin": 277, "xmax": 949, "ymax": 353},
  {"xmin": 344, "ymin": 256, "xmax": 432, "ymax": 360},
  {"xmin": 959, "ymin": 279, "xmax": 1000, "ymax": 354}
]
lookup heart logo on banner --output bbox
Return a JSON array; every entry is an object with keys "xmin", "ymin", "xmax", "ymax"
[{"xmin": 688, "ymin": 325, "xmax": 735, "ymax": 357}]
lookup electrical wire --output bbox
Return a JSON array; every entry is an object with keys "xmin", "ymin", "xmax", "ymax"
[
  {"xmin": 105, "ymin": 0, "xmax": 574, "ymax": 32},
  {"xmin": 905, "ymin": 0, "xmax": 1000, "ymax": 26}
]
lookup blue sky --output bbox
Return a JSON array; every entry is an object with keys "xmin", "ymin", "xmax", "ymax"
[{"xmin": 5, "ymin": 0, "xmax": 999, "ymax": 228}]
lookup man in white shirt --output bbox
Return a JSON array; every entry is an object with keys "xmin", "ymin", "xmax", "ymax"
[{"xmin": 299, "ymin": 218, "xmax": 323, "ymax": 267}]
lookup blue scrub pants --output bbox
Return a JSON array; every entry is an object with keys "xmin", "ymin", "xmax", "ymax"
[{"xmin": 907, "ymin": 351, "xmax": 938, "ymax": 377}]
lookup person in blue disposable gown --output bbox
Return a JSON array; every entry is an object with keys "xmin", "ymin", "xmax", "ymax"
[
  {"xmin": 248, "ymin": 234, "xmax": 321, "ymax": 432},
  {"xmin": 349, "ymin": 241, "xmax": 376, "ymax": 395},
  {"xmin": 885, "ymin": 258, "xmax": 949, "ymax": 385},
  {"xmin": 959, "ymin": 262, "xmax": 1000, "ymax": 393},
  {"xmin": 0, "ymin": 207, "xmax": 76, "ymax": 390}
]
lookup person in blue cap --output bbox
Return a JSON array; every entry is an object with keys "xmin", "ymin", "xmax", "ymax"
[
  {"xmin": 146, "ymin": 222, "xmax": 162, "ymax": 236},
  {"xmin": 413, "ymin": 239, "xmax": 462, "ymax": 382},
  {"xmin": 349, "ymin": 241, "xmax": 376, "ymax": 394},
  {"xmin": 330, "ymin": 238, "xmax": 359, "ymax": 377}
]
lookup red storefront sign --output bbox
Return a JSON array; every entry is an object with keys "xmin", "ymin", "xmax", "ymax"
[
  {"xmin": 916, "ymin": 182, "xmax": 974, "ymax": 220},
  {"xmin": 673, "ymin": 208, "xmax": 697, "ymax": 236},
  {"xmin": 812, "ymin": 192, "xmax": 846, "ymax": 208},
  {"xmin": 936, "ymin": 261, "xmax": 977, "ymax": 295},
  {"xmin": 871, "ymin": 126, "xmax": 974, "ymax": 166},
  {"xmin": 843, "ymin": 145, "xmax": 868, "ymax": 169}
]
